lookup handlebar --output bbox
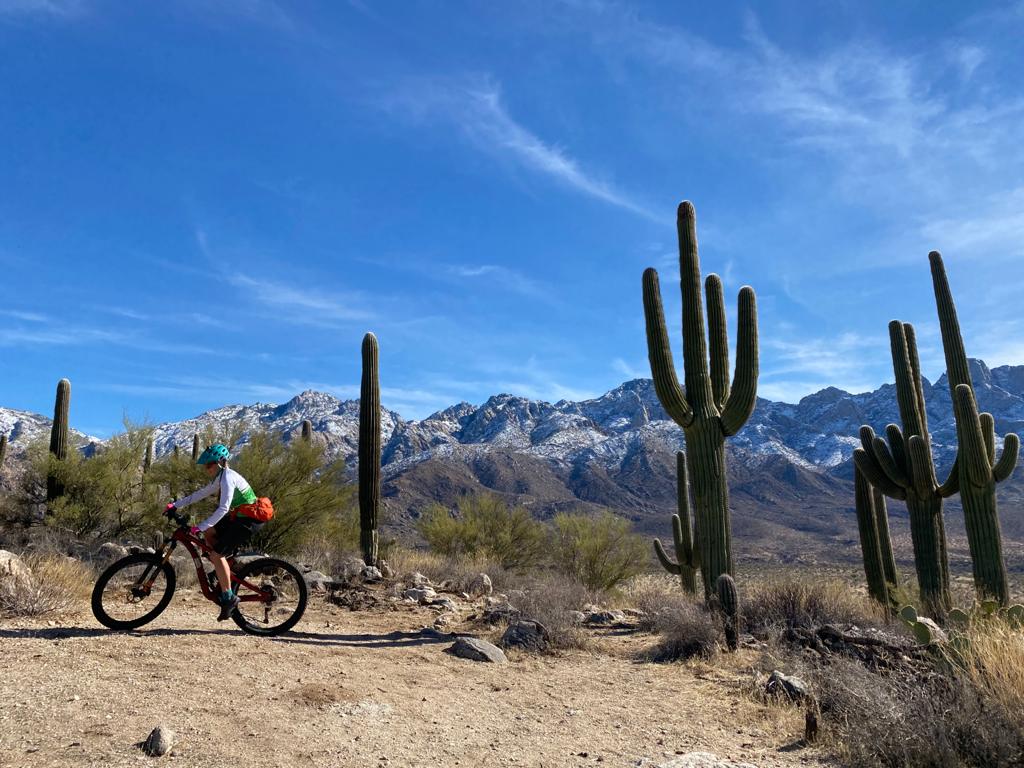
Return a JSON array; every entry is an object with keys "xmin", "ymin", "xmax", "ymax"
[{"xmin": 165, "ymin": 508, "xmax": 191, "ymax": 528}]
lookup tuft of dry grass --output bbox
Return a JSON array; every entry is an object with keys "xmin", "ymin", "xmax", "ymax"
[
  {"xmin": 741, "ymin": 575, "xmax": 882, "ymax": 635},
  {"xmin": 619, "ymin": 575, "xmax": 720, "ymax": 662},
  {"xmin": 387, "ymin": 546, "xmax": 510, "ymax": 593},
  {"xmin": 951, "ymin": 619, "xmax": 1024, "ymax": 719},
  {"xmin": 0, "ymin": 553, "xmax": 94, "ymax": 618},
  {"xmin": 499, "ymin": 571, "xmax": 597, "ymax": 651}
]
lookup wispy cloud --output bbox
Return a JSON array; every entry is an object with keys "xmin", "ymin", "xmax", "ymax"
[
  {"xmin": 0, "ymin": 309, "xmax": 49, "ymax": 322},
  {"xmin": 226, "ymin": 272, "xmax": 374, "ymax": 325},
  {"xmin": 0, "ymin": 0, "xmax": 83, "ymax": 19},
  {"xmin": 384, "ymin": 76, "xmax": 658, "ymax": 221},
  {"xmin": 447, "ymin": 264, "xmax": 550, "ymax": 299},
  {"xmin": 760, "ymin": 331, "xmax": 888, "ymax": 401}
]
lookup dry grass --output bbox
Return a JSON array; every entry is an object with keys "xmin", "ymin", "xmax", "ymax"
[
  {"xmin": 500, "ymin": 571, "xmax": 598, "ymax": 651},
  {"xmin": 619, "ymin": 575, "xmax": 721, "ymax": 661},
  {"xmin": 951, "ymin": 619, "xmax": 1024, "ymax": 719},
  {"xmin": 741, "ymin": 574, "xmax": 882, "ymax": 635},
  {"xmin": 0, "ymin": 553, "xmax": 93, "ymax": 618},
  {"xmin": 387, "ymin": 546, "xmax": 511, "ymax": 592}
]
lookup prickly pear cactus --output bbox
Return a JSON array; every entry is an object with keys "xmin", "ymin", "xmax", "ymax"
[
  {"xmin": 643, "ymin": 202, "xmax": 758, "ymax": 600},
  {"xmin": 653, "ymin": 451, "xmax": 699, "ymax": 594}
]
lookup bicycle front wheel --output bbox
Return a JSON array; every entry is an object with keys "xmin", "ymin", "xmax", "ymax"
[
  {"xmin": 231, "ymin": 557, "xmax": 307, "ymax": 636},
  {"xmin": 91, "ymin": 553, "xmax": 176, "ymax": 630}
]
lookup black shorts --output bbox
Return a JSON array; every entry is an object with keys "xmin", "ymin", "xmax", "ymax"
[{"xmin": 212, "ymin": 515, "xmax": 264, "ymax": 556}]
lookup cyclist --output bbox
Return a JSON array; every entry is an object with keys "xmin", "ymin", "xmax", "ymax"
[{"xmin": 165, "ymin": 444, "xmax": 264, "ymax": 620}]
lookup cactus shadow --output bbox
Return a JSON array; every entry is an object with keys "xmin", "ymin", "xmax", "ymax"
[{"xmin": 270, "ymin": 628, "xmax": 457, "ymax": 649}]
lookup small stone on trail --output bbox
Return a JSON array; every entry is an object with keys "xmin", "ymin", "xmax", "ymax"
[
  {"xmin": 447, "ymin": 636, "xmax": 507, "ymax": 663},
  {"xmin": 361, "ymin": 565, "xmax": 383, "ymax": 583},
  {"xmin": 585, "ymin": 609, "xmax": 627, "ymax": 626},
  {"xmin": 409, "ymin": 572, "xmax": 431, "ymax": 587},
  {"xmin": 304, "ymin": 571, "xmax": 334, "ymax": 591},
  {"xmin": 142, "ymin": 725, "xmax": 175, "ymax": 757},
  {"xmin": 404, "ymin": 587, "xmax": 437, "ymax": 604}
]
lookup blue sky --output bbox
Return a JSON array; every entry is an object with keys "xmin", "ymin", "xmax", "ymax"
[{"xmin": 2, "ymin": 1, "xmax": 1023, "ymax": 436}]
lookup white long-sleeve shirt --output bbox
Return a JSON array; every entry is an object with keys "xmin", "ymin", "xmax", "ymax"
[{"xmin": 171, "ymin": 467, "xmax": 256, "ymax": 531}]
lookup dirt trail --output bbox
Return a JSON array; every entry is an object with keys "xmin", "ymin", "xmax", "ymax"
[{"xmin": 0, "ymin": 592, "xmax": 829, "ymax": 768}]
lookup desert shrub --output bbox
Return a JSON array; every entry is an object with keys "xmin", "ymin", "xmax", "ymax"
[
  {"xmin": 801, "ymin": 652, "xmax": 1024, "ymax": 768},
  {"xmin": 551, "ymin": 511, "xmax": 647, "ymax": 591},
  {"xmin": 645, "ymin": 600, "xmax": 720, "ymax": 662},
  {"xmin": 0, "ymin": 553, "xmax": 93, "ymax": 618},
  {"xmin": 501, "ymin": 571, "xmax": 597, "ymax": 651},
  {"xmin": 231, "ymin": 430, "xmax": 357, "ymax": 556},
  {"xmin": 417, "ymin": 494, "xmax": 547, "ymax": 570},
  {"xmin": 741, "ymin": 575, "xmax": 880, "ymax": 635},
  {"xmin": 620, "ymin": 574, "xmax": 694, "ymax": 630}
]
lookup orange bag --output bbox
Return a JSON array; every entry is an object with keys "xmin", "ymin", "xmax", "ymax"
[{"xmin": 235, "ymin": 497, "xmax": 275, "ymax": 522}]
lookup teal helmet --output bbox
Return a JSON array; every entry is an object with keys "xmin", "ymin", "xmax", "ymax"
[{"xmin": 197, "ymin": 443, "xmax": 231, "ymax": 465}]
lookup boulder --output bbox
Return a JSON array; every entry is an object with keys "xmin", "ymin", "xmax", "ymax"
[
  {"xmin": 500, "ymin": 620, "xmax": 550, "ymax": 651},
  {"xmin": 409, "ymin": 572, "xmax": 432, "ymax": 587},
  {"xmin": 0, "ymin": 550, "xmax": 30, "ymax": 584},
  {"xmin": 428, "ymin": 596, "xmax": 459, "ymax": 612},
  {"xmin": 765, "ymin": 670, "xmax": 810, "ymax": 702},
  {"xmin": 378, "ymin": 560, "xmax": 395, "ymax": 579},
  {"xmin": 142, "ymin": 725, "xmax": 175, "ymax": 757},
  {"xmin": 467, "ymin": 572, "xmax": 493, "ymax": 598},
  {"xmin": 481, "ymin": 601, "xmax": 518, "ymax": 624},
  {"xmin": 447, "ymin": 636, "xmax": 507, "ymax": 663},
  {"xmin": 584, "ymin": 609, "xmax": 627, "ymax": 626},
  {"xmin": 404, "ymin": 586, "xmax": 438, "ymax": 604},
  {"xmin": 361, "ymin": 565, "xmax": 383, "ymax": 583},
  {"xmin": 304, "ymin": 571, "xmax": 335, "ymax": 591},
  {"xmin": 96, "ymin": 542, "xmax": 129, "ymax": 562}
]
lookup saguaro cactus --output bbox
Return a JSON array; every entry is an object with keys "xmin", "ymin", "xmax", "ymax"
[
  {"xmin": 47, "ymin": 378, "xmax": 71, "ymax": 502},
  {"xmin": 853, "ymin": 321, "xmax": 951, "ymax": 615},
  {"xmin": 191, "ymin": 433, "xmax": 200, "ymax": 462},
  {"xmin": 853, "ymin": 464, "xmax": 897, "ymax": 609},
  {"xmin": 359, "ymin": 332, "xmax": 381, "ymax": 566},
  {"xmin": 716, "ymin": 574, "xmax": 740, "ymax": 652},
  {"xmin": 643, "ymin": 201, "xmax": 758, "ymax": 599},
  {"xmin": 0, "ymin": 433, "xmax": 7, "ymax": 472},
  {"xmin": 931, "ymin": 252, "xmax": 1019, "ymax": 605},
  {"xmin": 143, "ymin": 438, "xmax": 154, "ymax": 473},
  {"xmin": 653, "ymin": 451, "xmax": 699, "ymax": 594},
  {"xmin": 301, "ymin": 419, "xmax": 313, "ymax": 443}
]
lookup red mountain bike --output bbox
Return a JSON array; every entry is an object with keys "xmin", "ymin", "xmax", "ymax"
[{"xmin": 91, "ymin": 508, "xmax": 307, "ymax": 636}]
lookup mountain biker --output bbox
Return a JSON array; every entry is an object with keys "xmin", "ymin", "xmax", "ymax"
[{"xmin": 164, "ymin": 444, "xmax": 264, "ymax": 621}]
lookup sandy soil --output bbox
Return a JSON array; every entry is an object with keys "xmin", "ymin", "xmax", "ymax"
[{"xmin": 0, "ymin": 590, "xmax": 830, "ymax": 768}]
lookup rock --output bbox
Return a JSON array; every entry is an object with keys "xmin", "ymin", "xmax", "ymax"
[
  {"xmin": 569, "ymin": 610, "xmax": 587, "ymax": 625},
  {"xmin": 447, "ymin": 636, "xmax": 507, "ymax": 663},
  {"xmin": 585, "ymin": 609, "xmax": 627, "ymax": 626},
  {"xmin": 96, "ymin": 542, "xmax": 129, "ymax": 562},
  {"xmin": 361, "ymin": 565, "xmax": 383, "ymax": 583},
  {"xmin": 304, "ymin": 571, "xmax": 335, "ymax": 591},
  {"xmin": 500, "ymin": 620, "xmax": 550, "ymax": 651},
  {"xmin": 914, "ymin": 617, "xmax": 948, "ymax": 645},
  {"xmin": 654, "ymin": 752, "xmax": 759, "ymax": 768},
  {"xmin": 467, "ymin": 572, "xmax": 493, "ymax": 597},
  {"xmin": 0, "ymin": 550, "xmax": 31, "ymax": 584},
  {"xmin": 378, "ymin": 559, "xmax": 394, "ymax": 579},
  {"xmin": 481, "ymin": 602, "xmax": 519, "ymax": 624},
  {"xmin": 428, "ymin": 596, "xmax": 459, "ymax": 612},
  {"xmin": 142, "ymin": 725, "xmax": 175, "ymax": 757},
  {"xmin": 409, "ymin": 572, "xmax": 431, "ymax": 587},
  {"xmin": 127, "ymin": 545, "xmax": 156, "ymax": 555},
  {"xmin": 765, "ymin": 670, "xmax": 810, "ymax": 702},
  {"xmin": 404, "ymin": 586, "xmax": 438, "ymax": 604},
  {"xmin": 433, "ymin": 613, "xmax": 458, "ymax": 631}
]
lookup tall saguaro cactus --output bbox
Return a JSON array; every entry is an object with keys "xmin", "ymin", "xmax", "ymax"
[
  {"xmin": 0, "ymin": 433, "xmax": 7, "ymax": 472},
  {"xmin": 853, "ymin": 464, "xmax": 898, "ymax": 609},
  {"xmin": 143, "ymin": 438, "xmax": 154, "ymax": 473},
  {"xmin": 653, "ymin": 451, "xmax": 699, "ymax": 594},
  {"xmin": 301, "ymin": 419, "xmax": 313, "ymax": 443},
  {"xmin": 643, "ymin": 201, "xmax": 758, "ymax": 599},
  {"xmin": 853, "ymin": 321, "xmax": 952, "ymax": 615},
  {"xmin": 359, "ymin": 332, "xmax": 381, "ymax": 566},
  {"xmin": 931, "ymin": 252, "xmax": 1019, "ymax": 605},
  {"xmin": 47, "ymin": 378, "xmax": 71, "ymax": 502},
  {"xmin": 191, "ymin": 433, "xmax": 200, "ymax": 462}
]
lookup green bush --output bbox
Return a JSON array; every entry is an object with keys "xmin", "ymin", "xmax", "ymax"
[
  {"xmin": 417, "ymin": 493, "xmax": 547, "ymax": 570},
  {"xmin": 551, "ymin": 511, "xmax": 647, "ymax": 591}
]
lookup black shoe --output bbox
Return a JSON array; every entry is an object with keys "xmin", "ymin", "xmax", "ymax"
[{"xmin": 217, "ymin": 593, "xmax": 239, "ymax": 621}]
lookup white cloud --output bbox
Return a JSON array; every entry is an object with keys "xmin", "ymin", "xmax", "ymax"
[
  {"xmin": 0, "ymin": 0, "xmax": 83, "ymax": 19},
  {"xmin": 384, "ymin": 76, "xmax": 658, "ymax": 221}
]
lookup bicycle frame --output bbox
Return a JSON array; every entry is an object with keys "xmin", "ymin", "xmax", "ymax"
[{"xmin": 138, "ymin": 526, "xmax": 271, "ymax": 604}]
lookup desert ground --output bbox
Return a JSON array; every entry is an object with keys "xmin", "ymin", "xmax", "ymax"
[{"xmin": 0, "ymin": 588, "xmax": 827, "ymax": 768}]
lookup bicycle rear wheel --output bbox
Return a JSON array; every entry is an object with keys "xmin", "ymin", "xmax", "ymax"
[
  {"xmin": 91, "ymin": 553, "xmax": 176, "ymax": 630},
  {"xmin": 230, "ymin": 557, "xmax": 307, "ymax": 636}
]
